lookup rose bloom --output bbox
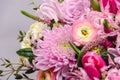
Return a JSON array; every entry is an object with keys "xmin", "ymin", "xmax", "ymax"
[
  {"xmin": 71, "ymin": 19, "xmax": 99, "ymax": 46},
  {"xmin": 101, "ymin": 0, "xmax": 120, "ymax": 14},
  {"xmin": 37, "ymin": 0, "xmax": 90, "ymax": 24},
  {"xmin": 105, "ymin": 68, "xmax": 120, "ymax": 80},
  {"xmin": 82, "ymin": 51, "xmax": 106, "ymax": 79},
  {"xmin": 37, "ymin": 69, "xmax": 56, "ymax": 80}
]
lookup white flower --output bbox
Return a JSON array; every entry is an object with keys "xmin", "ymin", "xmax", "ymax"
[{"xmin": 21, "ymin": 21, "xmax": 47, "ymax": 48}]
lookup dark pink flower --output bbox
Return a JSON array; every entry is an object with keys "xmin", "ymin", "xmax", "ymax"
[
  {"xmin": 101, "ymin": 0, "xmax": 120, "ymax": 14},
  {"xmin": 82, "ymin": 51, "xmax": 106, "ymax": 79}
]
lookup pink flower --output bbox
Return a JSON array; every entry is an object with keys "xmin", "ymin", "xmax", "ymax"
[
  {"xmin": 65, "ymin": 68, "xmax": 91, "ymax": 80},
  {"xmin": 71, "ymin": 19, "xmax": 99, "ymax": 46},
  {"xmin": 82, "ymin": 51, "xmax": 106, "ymax": 79},
  {"xmin": 33, "ymin": 25, "xmax": 76, "ymax": 71},
  {"xmin": 37, "ymin": 69, "xmax": 56, "ymax": 80},
  {"xmin": 37, "ymin": 0, "xmax": 90, "ymax": 24},
  {"xmin": 105, "ymin": 68, "xmax": 120, "ymax": 80},
  {"xmin": 101, "ymin": 0, "xmax": 120, "ymax": 14}
]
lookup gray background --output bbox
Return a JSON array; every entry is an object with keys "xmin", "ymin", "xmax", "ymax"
[{"xmin": 0, "ymin": 0, "xmax": 42, "ymax": 79}]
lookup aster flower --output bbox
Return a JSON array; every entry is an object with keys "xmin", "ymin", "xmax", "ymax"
[
  {"xmin": 36, "ymin": 0, "xmax": 90, "ymax": 24},
  {"xmin": 33, "ymin": 25, "xmax": 76, "ymax": 72}
]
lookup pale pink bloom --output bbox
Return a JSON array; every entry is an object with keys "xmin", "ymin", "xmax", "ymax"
[
  {"xmin": 37, "ymin": 0, "xmax": 90, "ymax": 24},
  {"xmin": 37, "ymin": 69, "xmax": 56, "ymax": 80},
  {"xmin": 65, "ymin": 68, "xmax": 91, "ymax": 80},
  {"xmin": 105, "ymin": 68, "xmax": 120, "ymax": 80},
  {"xmin": 33, "ymin": 25, "xmax": 76, "ymax": 71},
  {"xmin": 71, "ymin": 19, "xmax": 99, "ymax": 46},
  {"xmin": 108, "ymin": 33, "xmax": 120, "ymax": 57},
  {"xmin": 82, "ymin": 51, "xmax": 106, "ymax": 79}
]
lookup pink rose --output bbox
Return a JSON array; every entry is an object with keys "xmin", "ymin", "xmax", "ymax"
[
  {"xmin": 37, "ymin": 69, "xmax": 56, "ymax": 80},
  {"xmin": 101, "ymin": 0, "xmax": 120, "ymax": 14},
  {"xmin": 82, "ymin": 51, "xmax": 106, "ymax": 79}
]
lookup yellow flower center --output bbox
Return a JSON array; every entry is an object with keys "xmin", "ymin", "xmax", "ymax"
[
  {"xmin": 61, "ymin": 43, "xmax": 69, "ymax": 50},
  {"xmin": 76, "ymin": 24, "xmax": 92, "ymax": 39}
]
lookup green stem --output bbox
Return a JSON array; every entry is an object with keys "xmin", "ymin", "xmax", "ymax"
[
  {"xmin": 69, "ymin": 42, "xmax": 80, "ymax": 55},
  {"xmin": 21, "ymin": 10, "xmax": 42, "ymax": 21},
  {"xmin": 77, "ymin": 52, "xmax": 84, "ymax": 66}
]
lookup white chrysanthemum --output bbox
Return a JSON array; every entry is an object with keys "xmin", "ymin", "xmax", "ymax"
[{"xmin": 21, "ymin": 21, "xmax": 47, "ymax": 48}]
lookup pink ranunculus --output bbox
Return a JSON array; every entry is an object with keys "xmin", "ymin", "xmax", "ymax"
[
  {"xmin": 37, "ymin": 69, "xmax": 56, "ymax": 80},
  {"xmin": 105, "ymin": 68, "xmax": 120, "ymax": 80},
  {"xmin": 71, "ymin": 19, "xmax": 99, "ymax": 46},
  {"xmin": 101, "ymin": 0, "xmax": 120, "ymax": 14},
  {"xmin": 82, "ymin": 51, "xmax": 106, "ymax": 79}
]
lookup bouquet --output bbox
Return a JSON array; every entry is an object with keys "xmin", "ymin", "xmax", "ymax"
[{"xmin": 1, "ymin": 0, "xmax": 120, "ymax": 80}]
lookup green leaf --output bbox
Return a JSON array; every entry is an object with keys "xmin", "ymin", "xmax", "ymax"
[
  {"xmin": 22, "ymin": 73, "xmax": 29, "ymax": 79},
  {"xmin": 0, "ymin": 70, "xmax": 3, "ymax": 74},
  {"xmin": 14, "ymin": 74, "xmax": 23, "ymax": 79},
  {"xmin": 5, "ymin": 59, "xmax": 10, "ymax": 63},
  {"xmin": 25, "ymin": 68, "xmax": 35, "ymax": 74},
  {"xmin": 16, "ymin": 48, "xmax": 35, "ymax": 58},
  {"xmin": 90, "ymin": 0, "xmax": 101, "ymax": 11},
  {"xmin": 5, "ymin": 64, "xmax": 11, "ymax": 68},
  {"xmin": 101, "ymin": 51, "xmax": 114, "ymax": 64},
  {"xmin": 103, "ymin": 19, "xmax": 108, "ymax": 28},
  {"xmin": 21, "ymin": 10, "xmax": 41, "ymax": 21},
  {"xmin": 77, "ymin": 52, "xmax": 85, "ymax": 66},
  {"xmin": 28, "ymin": 57, "xmax": 34, "ymax": 64},
  {"xmin": 50, "ymin": 19, "xmax": 55, "ymax": 30},
  {"xmin": 69, "ymin": 42, "xmax": 80, "ymax": 55},
  {"xmin": 16, "ymin": 65, "xmax": 23, "ymax": 74}
]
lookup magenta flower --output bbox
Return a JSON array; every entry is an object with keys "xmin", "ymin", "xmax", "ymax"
[
  {"xmin": 37, "ymin": 0, "xmax": 90, "ymax": 24},
  {"xmin": 37, "ymin": 69, "xmax": 56, "ymax": 80},
  {"xmin": 101, "ymin": 0, "xmax": 120, "ymax": 14},
  {"xmin": 71, "ymin": 19, "xmax": 99, "ymax": 46},
  {"xmin": 33, "ymin": 25, "xmax": 76, "ymax": 71},
  {"xmin": 82, "ymin": 51, "xmax": 106, "ymax": 79}
]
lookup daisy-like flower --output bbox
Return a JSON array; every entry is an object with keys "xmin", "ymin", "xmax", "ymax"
[{"xmin": 33, "ymin": 25, "xmax": 76, "ymax": 72}]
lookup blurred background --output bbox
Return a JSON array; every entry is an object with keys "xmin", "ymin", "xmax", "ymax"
[{"xmin": 0, "ymin": 0, "xmax": 42, "ymax": 79}]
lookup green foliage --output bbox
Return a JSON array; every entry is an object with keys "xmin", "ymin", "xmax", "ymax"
[
  {"xmin": 21, "ymin": 10, "xmax": 41, "ymax": 21},
  {"xmin": 18, "ymin": 30, "xmax": 26, "ymax": 42},
  {"xmin": 103, "ymin": 19, "xmax": 109, "ymax": 28},
  {"xmin": 16, "ymin": 48, "xmax": 35, "ymax": 58},
  {"xmin": 14, "ymin": 74, "xmax": 23, "ymax": 79},
  {"xmin": 50, "ymin": 19, "xmax": 55, "ymax": 30},
  {"xmin": 25, "ymin": 68, "xmax": 35, "ymax": 74},
  {"xmin": 101, "ymin": 51, "xmax": 114, "ymax": 65},
  {"xmin": 69, "ymin": 42, "xmax": 80, "ymax": 55},
  {"xmin": 90, "ymin": 0, "xmax": 101, "ymax": 11}
]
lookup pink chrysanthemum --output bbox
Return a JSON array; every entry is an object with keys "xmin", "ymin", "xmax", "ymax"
[{"xmin": 33, "ymin": 25, "xmax": 76, "ymax": 71}]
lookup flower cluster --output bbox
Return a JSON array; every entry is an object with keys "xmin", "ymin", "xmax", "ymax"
[{"xmin": 1, "ymin": 0, "xmax": 120, "ymax": 80}]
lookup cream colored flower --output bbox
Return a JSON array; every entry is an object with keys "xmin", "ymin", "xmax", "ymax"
[{"xmin": 21, "ymin": 21, "xmax": 47, "ymax": 48}]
